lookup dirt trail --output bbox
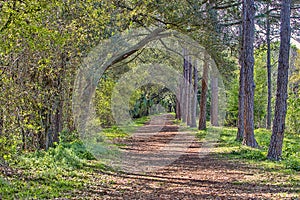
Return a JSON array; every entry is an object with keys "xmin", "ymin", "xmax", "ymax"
[{"xmin": 79, "ymin": 114, "xmax": 299, "ymax": 199}]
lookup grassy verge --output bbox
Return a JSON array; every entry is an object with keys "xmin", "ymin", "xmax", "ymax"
[
  {"xmin": 0, "ymin": 116, "xmax": 150, "ymax": 199},
  {"xmin": 0, "ymin": 140, "xmax": 98, "ymax": 199},
  {"xmin": 103, "ymin": 115, "xmax": 150, "ymax": 140}
]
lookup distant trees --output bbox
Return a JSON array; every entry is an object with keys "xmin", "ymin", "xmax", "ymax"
[
  {"xmin": 191, "ymin": 62, "xmax": 198, "ymax": 128},
  {"xmin": 180, "ymin": 50, "xmax": 199, "ymax": 128}
]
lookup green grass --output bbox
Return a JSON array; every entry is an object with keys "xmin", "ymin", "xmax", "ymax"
[
  {"xmin": 0, "ymin": 141, "xmax": 99, "ymax": 199},
  {"xmin": 198, "ymin": 126, "xmax": 300, "ymax": 172},
  {"xmin": 102, "ymin": 115, "xmax": 150, "ymax": 140},
  {"xmin": 220, "ymin": 128, "xmax": 300, "ymax": 171}
]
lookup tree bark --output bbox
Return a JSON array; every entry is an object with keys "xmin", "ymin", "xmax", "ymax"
[
  {"xmin": 175, "ymin": 94, "xmax": 181, "ymax": 120},
  {"xmin": 191, "ymin": 60, "xmax": 198, "ymax": 127},
  {"xmin": 210, "ymin": 72, "xmax": 219, "ymax": 126},
  {"xmin": 267, "ymin": 0, "xmax": 291, "ymax": 161},
  {"xmin": 182, "ymin": 49, "xmax": 187, "ymax": 123},
  {"xmin": 187, "ymin": 56, "xmax": 193, "ymax": 126},
  {"xmin": 176, "ymin": 56, "xmax": 183, "ymax": 120},
  {"xmin": 236, "ymin": 3, "xmax": 245, "ymax": 141},
  {"xmin": 242, "ymin": 0, "xmax": 258, "ymax": 148},
  {"xmin": 198, "ymin": 53, "xmax": 209, "ymax": 130},
  {"xmin": 266, "ymin": 3, "xmax": 272, "ymax": 130}
]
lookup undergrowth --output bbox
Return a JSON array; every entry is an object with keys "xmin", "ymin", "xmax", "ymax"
[{"xmin": 0, "ymin": 115, "xmax": 150, "ymax": 199}]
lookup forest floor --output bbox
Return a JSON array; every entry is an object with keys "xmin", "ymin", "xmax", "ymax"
[
  {"xmin": 71, "ymin": 114, "xmax": 299, "ymax": 199},
  {"xmin": 1, "ymin": 114, "xmax": 299, "ymax": 199}
]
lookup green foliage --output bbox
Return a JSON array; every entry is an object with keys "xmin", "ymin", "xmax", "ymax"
[
  {"xmin": 130, "ymin": 92, "xmax": 151, "ymax": 118},
  {"xmin": 286, "ymin": 91, "xmax": 300, "ymax": 134},
  {"xmin": 0, "ymin": 138, "xmax": 100, "ymax": 199},
  {"xmin": 231, "ymin": 147, "xmax": 265, "ymax": 160},
  {"xmin": 59, "ymin": 130, "xmax": 79, "ymax": 143},
  {"xmin": 103, "ymin": 125, "xmax": 129, "ymax": 140},
  {"xmin": 0, "ymin": 115, "xmax": 151, "ymax": 199},
  {"xmin": 287, "ymin": 49, "xmax": 300, "ymax": 134},
  {"xmin": 18, "ymin": 140, "xmax": 95, "ymax": 171},
  {"xmin": 95, "ymin": 77, "xmax": 116, "ymax": 127},
  {"xmin": 254, "ymin": 49, "xmax": 268, "ymax": 127},
  {"xmin": 0, "ymin": 132, "xmax": 20, "ymax": 163},
  {"xmin": 224, "ymin": 71, "xmax": 239, "ymax": 126}
]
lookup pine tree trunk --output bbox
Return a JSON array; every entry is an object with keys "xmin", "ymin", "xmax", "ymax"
[
  {"xmin": 177, "ymin": 61, "xmax": 183, "ymax": 120},
  {"xmin": 182, "ymin": 49, "xmax": 187, "ymax": 123},
  {"xmin": 187, "ymin": 57, "xmax": 192, "ymax": 126},
  {"xmin": 210, "ymin": 73, "xmax": 219, "ymax": 126},
  {"xmin": 185, "ymin": 56, "xmax": 190, "ymax": 123},
  {"xmin": 266, "ymin": 4, "xmax": 272, "ymax": 130},
  {"xmin": 198, "ymin": 53, "xmax": 209, "ymax": 130},
  {"xmin": 236, "ymin": 3, "xmax": 245, "ymax": 141},
  {"xmin": 267, "ymin": 0, "xmax": 291, "ymax": 161},
  {"xmin": 191, "ymin": 61, "xmax": 198, "ymax": 127},
  {"xmin": 242, "ymin": 0, "xmax": 258, "ymax": 148}
]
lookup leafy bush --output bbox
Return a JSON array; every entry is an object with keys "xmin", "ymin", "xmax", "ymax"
[
  {"xmin": 285, "ymin": 158, "xmax": 300, "ymax": 171},
  {"xmin": 0, "ymin": 132, "xmax": 21, "ymax": 163},
  {"xmin": 0, "ymin": 138, "xmax": 101, "ymax": 199},
  {"xmin": 18, "ymin": 140, "xmax": 95, "ymax": 170},
  {"xmin": 282, "ymin": 138, "xmax": 300, "ymax": 171}
]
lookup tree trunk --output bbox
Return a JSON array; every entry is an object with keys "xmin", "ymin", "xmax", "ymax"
[
  {"xmin": 266, "ymin": 3, "xmax": 272, "ymax": 130},
  {"xmin": 267, "ymin": 0, "xmax": 291, "ymax": 161},
  {"xmin": 198, "ymin": 53, "xmax": 209, "ymax": 130},
  {"xmin": 182, "ymin": 49, "xmax": 187, "ymax": 123},
  {"xmin": 242, "ymin": 0, "xmax": 258, "ymax": 148},
  {"xmin": 176, "ymin": 60, "xmax": 183, "ymax": 120},
  {"xmin": 175, "ymin": 94, "xmax": 181, "ymax": 120},
  {"xmin": 210, "ymin": 72, "xmax": 219, "ymax": 126},
  {"xmin": 187, "ymin": 56, "xmax": 192, "ymax": 126},
  {"xmin": 236, "ymin": 2, "xmax": 245, "ymax": 141},
  {"xmin": 191, "ymin": 60, "xmax": 198, "ymax": 127}
]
